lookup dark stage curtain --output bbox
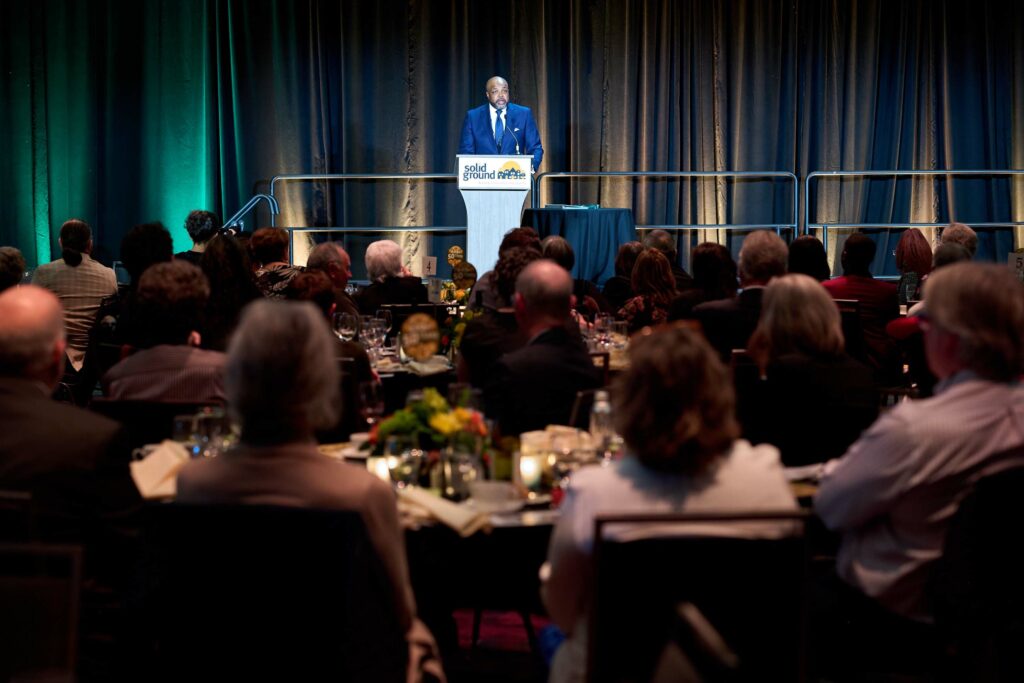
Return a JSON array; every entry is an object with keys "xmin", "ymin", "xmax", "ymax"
[{"xmin": 2, "ymin": 0, "xmax": 1023, "ymax": 274}]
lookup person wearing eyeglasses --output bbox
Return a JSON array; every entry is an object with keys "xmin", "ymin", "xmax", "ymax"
[{"xmin": 457, "ymin": 75, "xmax": 543, "ymax": 173}]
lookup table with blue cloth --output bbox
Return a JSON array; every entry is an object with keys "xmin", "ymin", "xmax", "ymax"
[{"xmin": 521, "ymin": 208, "xmax": 637, "ymax": 287}]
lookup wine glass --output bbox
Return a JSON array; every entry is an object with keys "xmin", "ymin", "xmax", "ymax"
[
  {"xmin": 376, "ymin": 309, "xmax": 394, "ymax": 338},
  {"xmin": 359, "ymin": 381, "xmax": 385, "ymax": 429},
  {"xmin": 333, "ymin": 312, "xmax": 358, "ymax": 342},
  {"xmin": 594, "ymin": 314, "xmax": 613, "ymax": 347}
]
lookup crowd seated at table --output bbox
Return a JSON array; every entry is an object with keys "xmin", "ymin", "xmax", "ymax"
[{"xmin": 4, "ymin": 212, "xmax": 1024, "ymax": 681}]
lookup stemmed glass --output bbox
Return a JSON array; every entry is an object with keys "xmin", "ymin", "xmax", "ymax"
[
  {"xmin": 364, "ymin": 318, "xmax": 386, "ymax": 362},
  {"xmin": 359, "ymin": 381, "xmax": 385, "ymax": 430},
  {"xmin": 333, "ymin": 312, "xmax": 358, "ymax": 342},
  {"xmin": 376, "ymin": 309, "xmax": 394, "ymax": 339},
  {"xmin": 594, "ymin": 314, "xmax": 613, "ymax": 348}
]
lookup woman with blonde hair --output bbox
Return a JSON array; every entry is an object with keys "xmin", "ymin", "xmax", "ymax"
[{"xmin": 744, "ymin": 274, "xmax": 878, "ymax": 466}]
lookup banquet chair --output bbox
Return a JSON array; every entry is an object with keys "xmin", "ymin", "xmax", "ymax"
[
  {"xmin": 834, "ymin": 299, "xmax": 868, "ymax": 365},
  {"xmin": 588, "ymin": 510, "xmax": 810, "ymax": 683},
  {"xmin": 0, "ymin": 543, "xmax": 82, "ymax": 683},
  {"xmin": 929, "ymin": 462, "xmax": 1024, "ymax": 682},
  {"xmin": 139, "ymin": 503, "xmax": 408, "ymax": 682},
  {"xmin": 589, "ymin": 351, "xmax": 611, "ymax": 386}
]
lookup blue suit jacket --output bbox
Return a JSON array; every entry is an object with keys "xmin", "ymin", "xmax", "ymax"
[{"xmin": 458, "ymin": 103, "xmax": 543, "ymax": 172}]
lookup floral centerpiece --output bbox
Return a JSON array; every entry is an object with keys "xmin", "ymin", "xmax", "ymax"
[{"xmin": 368, "ymin": 387, "xmax": 488, "ymax": 455}]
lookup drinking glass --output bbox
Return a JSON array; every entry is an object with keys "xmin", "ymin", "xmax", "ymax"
[
  {"xmin": 594, "ymin": 314, "xmax": 613, "ymax": 347},
  {"xmin": 376, "ymin": 309, "xmax": 394, "ymax": 337},
  {"xmin": 611, "ymin": 321, "xmax": 629, "ymax": 350},
  {"xmin": 333, "ymin": 312, "xmax": 358, "ymax": 342},
  {"xmin": 359, "ymin": 381, "xmax": 385, "ymax": 429},
  {"xmin": 384, "ymin": 437, "xmax": 422, "ymax": 489}
]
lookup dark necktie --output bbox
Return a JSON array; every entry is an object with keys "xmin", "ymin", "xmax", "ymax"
[{"xmin": 494, "ymin": 109, "xmax": 504, "ymax": 151}]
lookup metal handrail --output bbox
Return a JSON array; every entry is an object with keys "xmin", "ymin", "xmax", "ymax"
[
  {"xmin": 532, "ymin": 171, "xmax": 799, "ymax": 234},
  {"xmin": 804, "ymin": 169, "xmax": 1024, "ymax": 250},
  {"xmin": 269, "ymin": 173, "xmax": 458, "ymax": 228},
  {"xmin": 223, "ymin": 193, "xmax": 280, "ymax": 231}
]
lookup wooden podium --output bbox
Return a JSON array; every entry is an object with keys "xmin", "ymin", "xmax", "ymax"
[{"xmin": 457, "ymin": 154, "xmax": 532, "ymax": 274}]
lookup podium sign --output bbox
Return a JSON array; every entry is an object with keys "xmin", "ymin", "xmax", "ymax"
[{"xmin": 458, "ymin": 154, "xmax": 532, "ymax": 273}]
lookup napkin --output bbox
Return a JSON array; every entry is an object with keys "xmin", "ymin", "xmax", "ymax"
[
  {"xmin": 397, "ymin": 486, "xmax": 490, "ymax": 537},
  {"xmin": 406, "ymin": 356, "xmax": 452, "ymax": 377},
  {"xmin": 130, "ymin": 440, "xmax": 191, "ymax": 499}
]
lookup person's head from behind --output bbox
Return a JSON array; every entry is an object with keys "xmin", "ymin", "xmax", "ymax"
[
  {"xmin": 614, "ymin": 241, "xmax": 643, "ymax": 279},
  {"xmin": 921, "ymin": 263, "xmax": 1024, "ymax": 382},
  {"xmin": 200, "ymin": 234, "xmax": 255, "ymax": 295},
  {"xmin": 135, "ymin": 261, "xmax": 210, "ymax": 347},
  {"xmin": 0, "ymin": 285, "xmax": 66, "ymax": 388},
  {"xmin": 285, "ymin": 270, "xmax": 336, "ymax": 320},
  {"xmin": 642, "ymin": 229, "xmax": 678, "ymax": 264},
  {"xmin": 895, "ymin": 228, "xmax": 932, "ymax": 278},
  {"xmin": 494, "ymin": 246, "xmax": 542, "ymax": 307},
  {"xmin": 499, "ymin": 227, "xmax": 541, "ymax": 256},
  {"xmin": 691, "ymin": 242, "xmax": 738, "ymax": 299},
  {"xmin": 58, "ymin": 219, "xmax": 93, "ymax": 267},
  {"xmin": 932, "ymin": 242, "xmax": 971, "ymax": 270},
  {"xmin": 121, "ymin": 222, "xmax": 173, "ymax": 287},
  {"xmin": 227, "ymin": 300, "xmax": 340, "ymax": 446},
  {"xmin": 738, "ymin": 230, "xmax": 788, "ymax": 287},
  {"xmin": 839, "ymin": 232, "xmax": 877, "ymax": 276},
  {"xmin": 614, "ymin": 326, "xmax": 739, "ymax": 475},
  {"xmin": 306, "ymin": 241, "xmax": 352, "ymax": 289},
  {"xmin": 184, "ymin": 210, "xmax": 221, "ymax": 248},
  {"xmin": 0, "ymin": 247, "xmax": 26, "ymax": 292},
  {"xmin": 540, "ymin": 235, "xmax": 575, "ymax": 273},
  {"xmin": 365, "ymin": 240, "xmax": 404, "ymax": 283},
  {"xmin": 630, "ymin": 249, "xmax": 676, "ymax": 300},
  {"xmin": 250, "ymin": 227, "xmax": 290, "ymax": 266},
  {"xmin": 940, "ymin": 222, "xmax": 977, "ymax": 258},
  {"xmin": 787, "ymin": 235, "xmax": 830, "ymax": 282},
  {"xmin": 748, "ymin": 274, "xmax": 844, "ymax": 369},
  {"xmin": 514, "ymin": 260, "xmax": 573, "ymax": 330}
]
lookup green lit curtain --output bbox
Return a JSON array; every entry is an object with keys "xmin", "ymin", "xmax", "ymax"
[{"xmin": 2, "ymin": 0, "xmax": 1023, "ymax": 271}]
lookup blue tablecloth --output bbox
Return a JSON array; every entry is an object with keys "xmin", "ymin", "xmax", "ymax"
[{"xmin": 522, "ymin": 208, "xmax": 637, "ymax": 287}]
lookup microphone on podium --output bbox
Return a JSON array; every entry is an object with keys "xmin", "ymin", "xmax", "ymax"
[{"xmin": 509, "ymin": 127, "xmax": 521, "ymax": 155}]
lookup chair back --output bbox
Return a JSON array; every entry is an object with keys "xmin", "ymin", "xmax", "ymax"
[
  {"xmin": 833, "ymin": 299, "xmax": 869, "ymax": 364},
  {"xmin": 0, "ymin": 543, "xmax": 82, "ymax": 682},
  {"xmin": 588, "ymin": 510, "xmax": 809, "ymax": 683},
  {"xmin": 89, "ymin": 399, "xmax": 219, "ymax": 449},
  {"xmin": 140, "ymin": 503, "xmax": 407, "ymax": 682}
]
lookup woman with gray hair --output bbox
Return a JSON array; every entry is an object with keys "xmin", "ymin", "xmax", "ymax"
[
  {"xmin": 356, "ymin": 240, "xmax": 428, "ymax": 314},
  {"xmin": 176, "ymin": 300, "xmax": 439, "ymax": 673},
  {"xmin": 744, "ymin": 274, "xmax": 878, "ymax": 466}
]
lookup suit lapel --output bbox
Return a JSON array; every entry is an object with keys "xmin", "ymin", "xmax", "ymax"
[{"xmin": 478, "ymin": 106, "xmax": 498, "ymax": 154}]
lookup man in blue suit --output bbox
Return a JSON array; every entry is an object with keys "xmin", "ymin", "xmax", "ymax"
[{"xmin": 458, "ymin": 76, "xmax": 543, "ymax": 173}]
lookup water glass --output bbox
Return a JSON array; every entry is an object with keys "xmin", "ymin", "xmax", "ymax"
[
  {"xmin": 359, "ymin": 381, "xmax": 385, "ymax": 429},
  {"xmin": 333, "ymin": 312, "xmax": 358, "ymax": 342}
]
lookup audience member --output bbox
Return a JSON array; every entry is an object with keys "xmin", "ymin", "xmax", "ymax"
[
  {"xmin": 939, "ymin": 222, "xmax": 978, "ymax": 258},
  {"xmin": 0, "ymin": 247, "xmax": 26, "ymax": 291},
  {"xmin": 744, "ymin": 274, "xmax": 878, "ymax": 466},
  {"xmin": 485, "ymin": 260, "xmax": 602, "ymax": 435},
  {"xmin": 175, "ymin": 210, "xmax": 221, "ymax": 265},
  {"xmin": 457, "ymin": 246, "xmax": 540, "ymax": 387},
  {"xmin": 466, "ymin": 227, "xmax": 541, "ymax": 310},
  {"xmin": 694, "ymin": 230, "xmax": 787, "ymax": 361},
  {"xmin": 542, "ymin": 325, "xmax": 797, "ymax": 682},
  {"xmin": 541, "ymin": 235, "xmax": 608, "ymax": 315},
  {"xmin": 894, "ymin": 228, "xmax": 932, "ymax": 304},
  {"xmin": 787, "ymin": 235, "xmax": 831, "ymax": 282},
  {"xmin": 306, "ymin": 241, "xmax": 360, "ymax": 317},
  {"xmin": 199, "ymin": 234, "xmax": 263, "ymax": 351},
  {"xmin": 32, "ymin": 219, "xmax": 118, "ymax": 372},
  {"xmin": 814, "ymin": 263, "xmax": 1024, "ymax": 669},
  {"xmin": 822, "ymin": 232, "xmax": 899, "ymax": 379},
  {"xmin": 175, "ymin": 299, "xmax": 439, "ymax": 665},
  {"xmin": 356, "ymin": 240, "xmax": 428, "ymax": 314},
  {"xmin": 0, "ymin": 285, "xmax": 135, "ymax": 509},
  {"xmin": 251, "ymin": 227, "xmax": 302, "ymax": 298},
  {"xmin": 642, "ymin": 229, "xmax": 694, "ymax": 291},
  {"xmin": 616, "ymin": 249, "xmax": 677, "ymax": 333},
  {"xmin": 101, "ymin": 261, "xmax": 226, "ymax": 403},
  {"xmin": 601, "ymin": 241, "xmax": 643, "ymax": 313},
  {"xmin": 668, "ymin": 242, "xmax": 738, "ymax": 320}
]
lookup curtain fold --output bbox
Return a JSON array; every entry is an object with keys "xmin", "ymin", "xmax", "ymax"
[{"xmin": 2, "ymin": 0, "xmax": 1021, "ymax": 272}]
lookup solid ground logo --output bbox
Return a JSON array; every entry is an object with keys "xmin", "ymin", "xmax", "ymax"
[{"xmin": 496, "ymin": 161, "xmax": 527, "ymax": 180}]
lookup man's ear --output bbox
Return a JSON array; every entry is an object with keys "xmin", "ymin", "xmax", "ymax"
[{"xmin": 187, "ymin": 330, "xmax": 202, "ymax": 347}]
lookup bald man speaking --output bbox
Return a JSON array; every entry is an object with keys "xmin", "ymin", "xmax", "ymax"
[{"xmin": 458, "ymin": 75, "xmax": 543, "ymax": 173}]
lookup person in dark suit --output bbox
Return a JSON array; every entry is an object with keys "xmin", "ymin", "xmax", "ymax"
[
  {"xmin": 694, "ymin": 230, "xmax": 788, "ymax": 362},
  {"xmin": 458, "ymin": 75, "xmax": 543, "ymax": 172},
  {"xmin": 0, "ymin": 285, "xmax": 137, "ymax": 522},
  {"xmin": 485, "ymin": 260, "xmax": 602, "ymax": 436},
  {"xmin": 306, "ymin": 241, "xmax": 360, "ymax": 317},
  {"xmin": 356, "ymin": 240, "xmax": 428, "ymax": 314}
]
